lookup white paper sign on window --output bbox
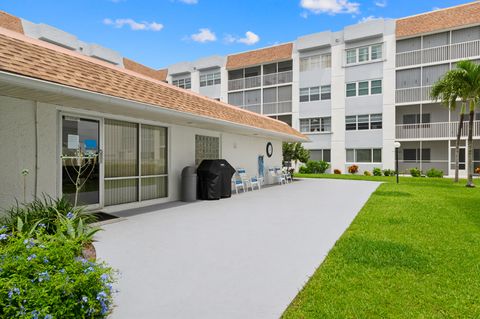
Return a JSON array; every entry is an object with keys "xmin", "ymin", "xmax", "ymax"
[{"xmin": 67, "ymin": 134, "xmax": 79, "ymax": 149}]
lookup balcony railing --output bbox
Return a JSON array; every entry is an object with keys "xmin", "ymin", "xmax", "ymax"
[
  {"xmin": 396, "ymin": 39, "xmax": 480, "ymax": 68},
  {"xmin": 228, "ymin": 71, "xmax": 293, "ymax": 91},
  {"xmin": 263, "ymin": 101, "xmax": 292, "ymax": 115},
  {"xmin": 396, "ymin": 121, "xmax": 480, "ymax": 140},
  {"xmin": 263, "ymin": 71, "xmax": 293, "ymax": 86},
  {"xmin": 239, "ymin": 104, "xmax": 261, "ymax": 114},
  {"xmin": 396, "ymin": 86, "xmax": 432, "ymax": 104}
]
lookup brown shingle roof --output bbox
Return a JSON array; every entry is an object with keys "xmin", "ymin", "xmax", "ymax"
[
  {"xmin": 123, "ymin": 58, "xmax": 168, "ymax": 82},
  {"xmin": 157, "ymin": 68, "xmax": 168, "ymax": 81},
  {"xmin": 226, "ymin": 43, "xmax": 293, "ymax": 70},
  {"xmin": 396, "ymin": 2, "xmax": 480, "ymax": 38},
  {"xmin": 0, "ymin": 28, "xmax": 305, "ymax": 140},
  {"xmin": 0, "ymin": 11, "xmax": 24, "ymax": 34}
]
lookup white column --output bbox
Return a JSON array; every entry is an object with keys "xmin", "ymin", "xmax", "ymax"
[
  {"xmin": 191, "ymin": 69, "xmax": 200, "ymax": 93},
  {"xmin": 220, "ymin": 67, "xmax": 228, "ymax": 103},
  {"xmin": 382, "ymin": 33, "xmax": 397, "ymax": 170},
  {"xmin": 330, "ymin": 43, "xmax": 346, "ymax": 172},
  {"xmin": 291, "ymin": 50, "xmax": 300, "ymax": 131}
]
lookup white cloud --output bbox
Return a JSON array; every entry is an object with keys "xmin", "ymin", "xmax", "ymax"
[
  {"xmin": 358, "ymin": 15, "xmax": 383, "ymax": 23},
  {"xmin": 103, "ymin": 18, "xmax": 163, "ymax": 31},
  {"xmin": 300, "ymin": 0, "xmax": 360, "ymax": 15},
  {"xmin": 374, "ymin": 0, "xmax": 386, "ymax": 8},
  {"xmin": 224, "ymin": 31, "xmax": 260, "ymax": 45},
  {"xmin": 178, "ymin": 0, "xmax": 198, "ymax": 4},
  {"xmin": 191, "ymin": 28, "xmax": 217, "ymax": 43}
]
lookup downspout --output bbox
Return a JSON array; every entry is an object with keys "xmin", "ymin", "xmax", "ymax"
[{"xmin": 34, "ymin": 101, "xmax": 39, "ymax": 198}]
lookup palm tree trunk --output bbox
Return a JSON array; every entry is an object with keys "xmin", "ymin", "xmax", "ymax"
[
  {"xmin": 466, "ymin": 104, "xmax": 475, "ymax": 188},
  {"xmin": 454, "ymin": 108, "xmax": 465, "ymax": 183}
]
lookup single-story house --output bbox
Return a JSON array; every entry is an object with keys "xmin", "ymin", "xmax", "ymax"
[{"xmin": 0, "ymin": 14, "xmax": 306, "ymax": 212}]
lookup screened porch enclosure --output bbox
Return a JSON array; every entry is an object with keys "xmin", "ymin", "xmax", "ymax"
[{"xmin": 104, "ymin": 119, "xmax": 168, "ymax": 206}]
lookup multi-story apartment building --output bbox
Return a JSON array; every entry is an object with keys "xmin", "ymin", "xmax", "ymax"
[{"xmin": 166, "ymin": 1, "xmax": 480, "ymax": 176}]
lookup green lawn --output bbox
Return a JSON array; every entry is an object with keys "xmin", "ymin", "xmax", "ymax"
[{"xmin": 283, "ymin": 174, "xmax": 480, "ymax": 318}]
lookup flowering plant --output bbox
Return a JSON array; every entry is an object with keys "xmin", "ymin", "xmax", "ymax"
[
  {"xmin": 348, "ymin": 165, "xmax": 359, "ymax": 174},
  {"xmin": 0, "ymin": 229, "xmax": 116, "ymax": 318},
  {"xmin": 333, "ymin": 169, "xmax": 342, "ymax": 174},
  {"xmin": 475, "ymin": 167, "xmax": 480, "ymax": 174}
]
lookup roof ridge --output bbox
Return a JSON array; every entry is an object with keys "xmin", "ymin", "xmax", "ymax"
[{"xmin": 227, "ymin": 42, "xmax": 293, "ymax": 57}]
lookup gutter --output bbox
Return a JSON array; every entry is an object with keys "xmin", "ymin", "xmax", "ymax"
[{"xmin": 0, "ymin": 71, "xmax": 308, "ymax": 143}]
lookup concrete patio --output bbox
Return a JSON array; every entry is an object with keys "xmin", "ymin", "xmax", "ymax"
[{"xmin": 95, "ymin": 178, "xmax": 380, "ymax": 319}]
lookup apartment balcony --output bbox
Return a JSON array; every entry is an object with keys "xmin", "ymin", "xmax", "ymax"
[
  {"xmin": 262, "ymin": 71, "xmax": 293, "ymax": 86},
  {"xmin": 396, "ymin": 121, "xmax": 480, "ymax": 140},
  {"xmin": 228, "ymin": 71, "xmax": 293, "ymax": 91},
  {"xmin": 263, "ymin": 101, "xmax": 293, "ymax": 115},
  {"xmin": 396, "ymin": 86, "xmax": 432, "ymax": 104},
  {"xmin": 396, "ymin": 39, "xmax": 480, "ymax": 68},
  {"xmin": 239, "ymin": 104, "xmax": 261, "ymax": 114}
]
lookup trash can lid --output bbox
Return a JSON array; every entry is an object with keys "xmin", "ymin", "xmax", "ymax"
[{"xmin": 182, "ymin": 166, "xmax": 197, "ymax": 176}]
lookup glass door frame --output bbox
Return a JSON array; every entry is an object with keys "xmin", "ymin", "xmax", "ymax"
[
  {"xmin": 450, "ymin": 145, "xmax": 467, "ymax": 176},
  {"xmin": 58, "ymin": 112, "xmax": 104, "ymax": 210}
]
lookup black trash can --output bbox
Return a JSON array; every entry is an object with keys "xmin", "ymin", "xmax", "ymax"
[{"xmin": 197, "ymin": 159, "xmax": 235, "ymax": 200}]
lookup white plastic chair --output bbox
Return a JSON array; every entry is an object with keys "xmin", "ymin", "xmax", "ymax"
[
  {"xmin": 237, "ymin": 168, "xmax": 252, "ymax": 191},
  {"xmin": 232, "ymin": 177, "xmax": 245, "ymax": 194},
  {"xmin": 269, "ymin": 168, "xmax": 286, "ymax": 185},
  {"xmin": 283, "ymin": 168, "xmax": 293, "ymax": 183},
  {"xmin": 250, "ymin": 176, "xmax": 261, "ymax": 190}
]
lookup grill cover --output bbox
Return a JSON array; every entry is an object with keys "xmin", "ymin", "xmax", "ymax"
[{"xmin": 197, "ymin": 159, "xmax": 236, "ymax": 200}]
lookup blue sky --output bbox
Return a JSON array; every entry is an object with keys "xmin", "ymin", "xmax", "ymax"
[{"xmin": 0, "ymin": 0, "xmax": 470, "ymax": 69}]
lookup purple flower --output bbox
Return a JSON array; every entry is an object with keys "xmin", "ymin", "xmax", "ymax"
[
  {"xmin": 38, "ymin": 271, "xmax": 50, "ymax": 282},
  {"xmin": 81, "ymin": 296, "xmax": 88, "ymax": 303},
  {"xmin": 66, "ymin": 212, "xmax": 74, "ymax": 219},
  {"xmin": 96, "ymin": 291, "xmax": 107, "ymax": 300},
  {"xmin": 84, "ymin": 266, "xmax": 94, "ymax": 274},
  {"xmin": 100, "ymin": 273, "xmax": 109, "ymax": 282},
  {"xmin": 38, "ymin": 223, "xmax": 46, "ymax": 228},
  {"xmin": 0, "ymin": 233, "xmax": 8, "ymax": 240},
  {"xmin": 8, "ymin": 287, "xmax": 20, "ymax": 299},
  {"xmin": 27, "ymin": 254, "xmax": 37, "ymax": 261},
  {"xmin": 23, "ymin": 239, "xmax": 35, "ymax": 249},
  {"xmin": 44, "ymin": 315, "xmax": 52, "ymax": 319},
  {"xmin": 31, "ymin": 310, "xmax": 39, "ymax": 319}
]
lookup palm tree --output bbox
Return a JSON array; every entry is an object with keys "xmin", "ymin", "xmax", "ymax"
[
  {"xmin": 432, "ymin": 60, "xmax": 480, "ymax": 186},
  {"xmin": 431, "ymin": 69, "xmax": 468, "ymax": 182},
  {"xmin": 456, "ymin": 60, "xmax": 480, "ymax": 187}
]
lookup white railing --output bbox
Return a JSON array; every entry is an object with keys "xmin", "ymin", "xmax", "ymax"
[
  {"xmin": 396, "ymin": 39, "xmax": 480, "ymax": 67},
  {"xmin": 263, "ymin": 71, "xmax": 293, "ymax": 86},
  {"xmin": 263, "ymin": 101, "xmax": 292, "ymax": 115},
  {"xmin": 228, "ymin": 75, "xmax": 262, "ymax": 91},
  {"xmin": 396, "ymin": 121, "xmax": 480, "ymax": 140},
  {"xmin": 395, "ymin": 86, "xmax": 432, "ymax": 104}
]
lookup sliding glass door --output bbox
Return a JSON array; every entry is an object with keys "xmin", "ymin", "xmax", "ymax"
[
  {"xmin": 104, "ymin": 119, "xmax": 168, "ymax": 206},
  {"xmin": 61, "ymin": 116, "xmax": 101, "ymax": 207}
]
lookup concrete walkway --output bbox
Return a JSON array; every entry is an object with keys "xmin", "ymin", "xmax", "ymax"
[{"xmin": 95, "ymin": 178, "xmax": 380, "ymax": 319}]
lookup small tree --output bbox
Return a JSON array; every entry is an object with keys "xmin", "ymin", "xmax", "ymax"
[{"xmin": 282, "ymin": 142, "xmax": 310, "ymax": 169}]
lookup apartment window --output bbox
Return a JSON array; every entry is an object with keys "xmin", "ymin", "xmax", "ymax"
[
  {"xmin": 403, "ymin": 149, "xmax": 431, "ymax": 162},
  {"xmin": 200, "ymin": 71, "xmax": 221, "ymax": 87},
  {"xmin": 358, "ymin": 81, "xmax": 369, "ymax": 96},
  {"xmin": 345, "ymin": 114, "xmax": 383, "ymax": 131},
  {"xmin": 346, "ymin": 49, "xmax": 357, "ymax": 64},
  {"xmin": 321, "ymin": 85, "xmax": 331, "ymax": 100},
  {"xmin": 300, "ymin": 53, "xmax": 332, "ymax": 72},
  {"xmin": 371, "ymin": 44, "xmax": 382, "ymax": 60},
  {"xmin": 300, "ymin": 117, "xmax": 331, "ymax": 133},
  {"xmin": 300, "ymin": 88, "xmax": 309, "ymax": 102},
  {"xmin": 346, "ymin": 83, "xmax": 357, "ymax": 97},
  {"xmin": 358, "ymin": 47, "xmax": 369, "ymax": 62},
  {"xmin": 371, "ymin": 80, "xmax": 382, "ymax": 94},
  {"xmin": 310, "ymin": 149, "xmax": 331, "ymax": 162},
  {"xmin": 357, "ymin": 115, "xmax": 370, "ymax": 130},
  {"xmin": 346, "ymin": 80, "xmax": 382, "ymax": 97},
  {"xmin": 346, "ymin": 148, "xmax": 382, "ymax": 163},
  {"xmin": 346, "ymin": 43, "xmax": 383, "ymax": 65},
  {"xmin": 346, "ymin": 115, "xmax": 357, "ymax": 130},
  {"xmin": 370, "ymin": 113, "xmax": 383, "ymax": 129},
  {"xmin": 172, "ymin": 77, "xmax": 191, "ymax": 89},
  {"xmin": 300, "ymin": 86, "xmax": 331, "ymax": 102}
]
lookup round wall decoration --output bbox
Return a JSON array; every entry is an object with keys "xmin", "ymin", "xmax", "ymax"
[{"xmin": 266, "ymin": 142, "xmax": 273, "ymax": 158}]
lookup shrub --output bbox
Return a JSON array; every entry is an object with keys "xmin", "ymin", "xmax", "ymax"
[
  {"xmin": 298, "ymin": 160, "xmax": 330, "ymax": 174},
  {"xmin": 348, "ymin": 165, "xmax": 359, "ymax": 174},
  {"xmin": 0, "ymin": 229, "xmax": 116, "ymax": 318},
  {"xmin": 383, "ymin": 169, "xmax": 395, "ymax": 176},
  {"xmin": 372, "ymin": 168, "xmax": 382, "ymax": 176},
  {"xmin": 334, "ymin": 169, "xmax": 342, "ymax": 174},
  {"xmin": 475, "ymin": 167, "xmax": 480, "ymax": 174},
  {"xmin": 0, "ymin": 196, "xmax": 96, "ymax": 236},
  {"xmin": 426, "ymin": 168, "xmax": 444, "ymax": 178},
  {"xmin": 409, "ymin": 168, "xmax": 422, "ymax": 177},
  {"xmin": 364, "ymin": 170, "xmax": 372, "ymax": 176}
]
